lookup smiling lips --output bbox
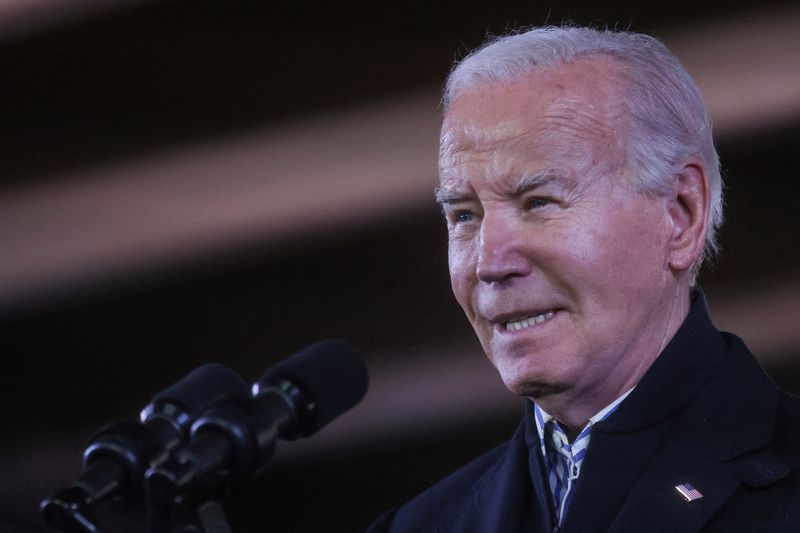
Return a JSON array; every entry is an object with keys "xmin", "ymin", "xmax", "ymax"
[{"xmin": 503, "ymin": 310, "xmax": 557, "ymax": 331}]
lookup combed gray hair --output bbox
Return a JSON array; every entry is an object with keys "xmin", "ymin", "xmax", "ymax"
[{"xmin": 444, "ymin": 26, "xmax": 723, "ymax": 270}]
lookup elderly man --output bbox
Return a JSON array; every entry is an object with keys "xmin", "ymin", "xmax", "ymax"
[{"xmin": 368, "ymin": 26, "xmax": 800, "ymax": 532}]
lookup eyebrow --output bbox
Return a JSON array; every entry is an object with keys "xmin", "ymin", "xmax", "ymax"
[
  {"xmin": 512, "ymin": 170, "xmax": 560, "ymax": 195},
  {"xmin": 434, "ymin": 169, "xmax": 561, "ymax": 205},
  {"xmin": 434, "ymin": 186, "xmax": 469, "ymax": 205}
]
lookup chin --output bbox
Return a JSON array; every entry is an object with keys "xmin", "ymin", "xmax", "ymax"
[{"xmin": 500, "ymin": 373, "xmax": 563, "ymax": 400}]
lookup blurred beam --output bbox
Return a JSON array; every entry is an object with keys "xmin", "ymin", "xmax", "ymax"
[
  {"xmin": 0, "ymin": 92, "xmax": 441, "ymax": 312},
  {"xmin": 664, "ymin": 6, "xmax": 800, "ymax": 135},
  {"xmin": 1, "ymin": 6, "xmax": 799, "ymax": 311},
  {"xmin": 0, "ymin": 0, "xmax": 152, "ymax": 41},
  {"xmin": 706, "ymin": 281, "xmax": 800, "ymax": 364}
]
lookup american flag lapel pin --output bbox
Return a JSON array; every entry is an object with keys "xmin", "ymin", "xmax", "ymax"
[{"xmin": 675, "ymin": 483, "xmax": 704, "ymax": 502}]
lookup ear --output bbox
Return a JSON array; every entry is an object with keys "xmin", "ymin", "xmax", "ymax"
[{"xmin": 666, "ymin": 158, "xmax": 711, "ymax": 272}]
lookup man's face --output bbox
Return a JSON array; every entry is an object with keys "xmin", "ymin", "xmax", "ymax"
[{"xmin": 438, "ymin": 59, "xmax": 680, "ymax": 411}]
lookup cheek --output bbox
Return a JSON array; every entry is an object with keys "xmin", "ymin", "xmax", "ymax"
[
  {"xmin": 448, "ymin": 241, "xmax": 475, "ymax": 306},
  {"xmin": 590, "ymin": 203, "xmax": 672, "ymax": 296},
  {"xmin": 612, "ymin": 203, "xmax": 671, "ymax": 268},
  {"xmin": 545, "ymin": 200, "xmax": 668, "ymax": 298}
]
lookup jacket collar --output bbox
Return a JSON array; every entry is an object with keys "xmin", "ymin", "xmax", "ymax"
[
  {"xmin": 596, "ymin": 291, "xmax": 782, "ymax": 463},
  {"xmin": 595, "ymin": 291, "xmax": 727, "ymax": 435}
]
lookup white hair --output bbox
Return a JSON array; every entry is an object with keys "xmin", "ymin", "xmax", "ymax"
[{"xmin": 444, "ymin": 26, "xmax": 723, "ymax": 269}]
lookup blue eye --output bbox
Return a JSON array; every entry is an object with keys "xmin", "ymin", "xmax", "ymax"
[
  {"xmin": 526, "ymin": 197, "xmax": 552, "ymax": 209},
  {"xmin": 456, "ymin": 210, "xmax": 473, "ymax": 222}
]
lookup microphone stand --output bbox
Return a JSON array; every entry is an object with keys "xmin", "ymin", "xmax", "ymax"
[
  {"xmin": 145, "ymin": 487, "xmax": 233, "ymax": 533},
  {"xmin": 144, "ymin": 395, "xmax": 253, "ymax": 533},
  {"xmin": 39, "ymin": 486, "xmax": 106, "ymax": 533}
]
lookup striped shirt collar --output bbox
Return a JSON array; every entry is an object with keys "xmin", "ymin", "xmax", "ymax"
[
  {"xmin": 533, "ymin": 387, "xmax": 635, "ymax": 447},
  {"xmin": 533, "ymin": 387, "xmax": 635, "ymax": 524}
]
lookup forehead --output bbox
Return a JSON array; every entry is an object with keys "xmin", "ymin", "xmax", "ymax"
[{"xmin": 439, "ymin": 57, "xmax": 627, "ymax": 186}]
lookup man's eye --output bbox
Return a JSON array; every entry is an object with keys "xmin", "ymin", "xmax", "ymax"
[
  {"xmin": 455, "ymin": 210, "xmax": 473, "ymax": 223},
  {"xmin": 526, "ymin": 197, "xmax": 554, "ymax": 209}
]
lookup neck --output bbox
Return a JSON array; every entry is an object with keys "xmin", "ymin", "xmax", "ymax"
[
  {"xmin": 536, "ymin": 286, "xmax": 692, "ymax": 434},
  {"xmin": 562, "ymin": 424, "xmax": 582, "ymax": 443}
]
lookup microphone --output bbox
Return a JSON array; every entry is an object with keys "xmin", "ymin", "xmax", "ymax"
[
  {"xmin": 41, "ymin": 363, "xmax": 250, "ymax": 533},
  {"xmin": 145, "ymin": 339, "xmax": 368, "ymax": 508},
  {"xmin": 253, "ymin": 338, "xmax": 369, "ymax": 438}
]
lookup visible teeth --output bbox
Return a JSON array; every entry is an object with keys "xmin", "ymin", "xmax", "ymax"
[{"xmin": 505, "ymin": 311, "xmax": 555, "ymax": 331}]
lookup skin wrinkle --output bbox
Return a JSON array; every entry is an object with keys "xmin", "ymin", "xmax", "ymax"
[
  {"xmin": 439, "ymin": 124, "xmax": 616, "ymax": 199},
  {"xmin": 437, "ymin": 170, "xmax": 565, "ymax": 206},
  {"xmin": 541, "ymin": 100, "xmax": 628, "ymax": 176},
  {"xmin": 544, "ymin": 99, "xmax": 619, "ymax": 140},
  {"xmin": 440, "ymin": 58, "xmax": 701, "ymax": 437},
  {"xmin": 439, "ymin": 99, "xmax": 627, "ymax": 201}
]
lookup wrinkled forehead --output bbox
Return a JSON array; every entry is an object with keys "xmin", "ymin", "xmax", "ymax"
[
  {"xmin": 439, "ymin": 117, "xmax": 529, "ymax": 158},
  {"xmin": 439, "ymin": 58, "xmax": 628, "ymax": 163}
]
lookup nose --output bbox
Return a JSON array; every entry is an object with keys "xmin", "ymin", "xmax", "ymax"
[{"xmin": 475, "ymin": 211, "xmax": 530, "ymax": 284}]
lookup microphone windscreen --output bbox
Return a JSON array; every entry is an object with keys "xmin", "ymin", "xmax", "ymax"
[{"xmin": 258, "ymin": 339, "xmax": 368, "ymax": 435}]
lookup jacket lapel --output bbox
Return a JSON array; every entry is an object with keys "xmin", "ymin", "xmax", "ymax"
[
  {"xmin": 524, "ymin": 401, "xmax": 558, "ymax": 532},
  {"xmin": 608, "ymin": 356, "xmax": 789, "ymax": 533},
  {"xmin": 437, "ymin": 417, "xmax": 540, "ymax": 533},
  {"xmin": 440, "ymin": 403, "xmax": 578, "ymax": 533},
  {"xmin": 561, "ymin": 417, "xmax": 677, "ymax": 532},
  {"xmin": 606, "ymin": 415, "xmax": 740, "ymax": 532}
]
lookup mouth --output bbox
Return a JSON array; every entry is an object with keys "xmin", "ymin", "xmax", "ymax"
[
  {"xmin": 494, "ymin": 309, "xmax": 559, "ymax": 332},
  {"xmin": 505, "ymin": 310, "xmax": 556, "ymax": 331}
]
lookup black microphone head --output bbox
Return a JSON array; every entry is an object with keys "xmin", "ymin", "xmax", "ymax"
[
  {"xmin": 254, "ymin": 339, "xmax": 368, "ymax": 437},
  {"xmin": 142, "ymin": 363, "xmax": 250, "ymax": 427}
]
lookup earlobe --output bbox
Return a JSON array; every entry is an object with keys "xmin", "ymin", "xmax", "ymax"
[{"xmin": 667, "ymin": 160, "xmax": 711, "ymax": 272}]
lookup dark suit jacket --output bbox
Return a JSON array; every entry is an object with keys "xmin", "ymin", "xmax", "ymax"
[{"xmin": 368, "ymin": 294, "xmax": 800, "ymax": 532}]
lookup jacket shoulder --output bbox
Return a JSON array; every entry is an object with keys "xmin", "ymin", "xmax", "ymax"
[
  {"xmin": 366, "ymin": 440, "xmax": 511, "ymax": 532},
  {"xmin": 775, "ymin": 389, "xmax": 800, "ymax": 462}
]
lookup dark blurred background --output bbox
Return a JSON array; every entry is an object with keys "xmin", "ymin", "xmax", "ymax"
[{"xmin": 1, "ymin": 1, "xmax": 799, "ymax": 531}]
